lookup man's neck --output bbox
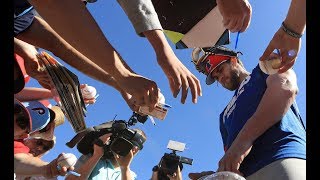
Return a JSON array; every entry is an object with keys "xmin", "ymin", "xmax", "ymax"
[
  {"xmin": 110, "ymin": 159, "xmax": 119, "ymax": 168},
  {"xmin": 239, "ymin": 70, "xmax": 250, "ymax": 84}
]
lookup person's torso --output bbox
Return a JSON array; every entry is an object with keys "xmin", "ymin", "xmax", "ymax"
[
  {"xmin": 219, "ymin": 65, "xmax": 306, "ymax": 177},
  {"xmin": 88, "ymin": 159, "xmax": 137, "ymax": 180}
]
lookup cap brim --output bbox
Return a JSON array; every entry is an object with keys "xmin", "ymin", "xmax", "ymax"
[
  {"xmin": 14, "ymin": 98, "xmax": 32, "ymax": 131},
  {"xmin": 205, "ymin": 60, "xmax": 228, "ymax": 85}
]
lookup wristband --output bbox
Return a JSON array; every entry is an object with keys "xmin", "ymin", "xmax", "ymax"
[{"xmin": 281, "ymin": 22, "xmax": 303, "ymax": 38}]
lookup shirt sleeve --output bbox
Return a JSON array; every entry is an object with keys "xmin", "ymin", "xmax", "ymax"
[
  {"xmin": 117, "ymin": 0, "xmax": 163, "ymax": 36},
  {"xmin": 14, "ymin": 140, "xmax": 30, "ymax": 154}
]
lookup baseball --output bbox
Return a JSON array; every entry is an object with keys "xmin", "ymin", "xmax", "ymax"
[
  {"xmin": 259, "ymin": 59, "xmax": 280, "ymax": 75},
  {"xmin": 57, "ymin": 153, "xmax": 77, "ymax": 168},
  {"xmin": 81, "ymin": 85, "xmax": 97, "ymax": 99},
  {"xmin": 271, "ymin": 58, "xmax": 282, "ymax": 69}
]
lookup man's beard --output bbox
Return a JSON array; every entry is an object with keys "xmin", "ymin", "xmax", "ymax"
[{"xmin": 223, "ymin": 70, "xmax": 241, "ymax": 91}]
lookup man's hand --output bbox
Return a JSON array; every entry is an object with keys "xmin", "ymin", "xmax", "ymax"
[
  {"xmin": 14, "ymin": 38, "xmax": 51, "ymax": 89},
  {"xmin": 259, "ymin": 27, "xmax": 300, "ymax": 73},
  {"xmin": 80, "ymin": 84, "xmax": 97, "ymax": 104},
  {"xmin": 143, "ymin": 29, "xmax": 201, "ymax": 105},
  {"xmin": 216, "ymin": 0, "xmax": 252, "ymax": 32},
  {"xmin": 167, "ymin": 166, "xmax": 183, "ymax": 180},
  {"xmin": 217, "ymin": 140, "xmax": 252, "ymax": 176},
  {"xmin": 157, "ymin": 53, "xmax": 202, "ymax": 104},
  {"xmin": 93, "ymin": 133, "xmax": 112, "ymax": 156},
  {"xmin": 45, "ymin": 153, "xmax": 75, "ymax": 178},
  {"xmin": 120, "ymin": 90, "xmax": 140, "ymax": 112},
  {"xmin": 114, "ymin": 146, "xmax": 139, "ymax": 169},
  {"xmin": 117, "ymin": 74, "xmax": 159, "ymax": 111}
]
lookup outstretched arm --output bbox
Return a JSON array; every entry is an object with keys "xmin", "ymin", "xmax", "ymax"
[
  {"xmin": 28, "ymin": 0, "xmax": 129, "ymax": 79},
  {"xmin": 14, "ymin": 87, "xmax": 53, "ymax": 102},
  {"xmin": 28, "ymin": 0, "xmax": 159, "ymax": 109},
  {"xmin": 16, "ymin": 16, "xmax": 113, "ymax": 84},
  {"xmin": 118, "ymin": 0, "xmax": 202, "ymax": 104},
  {"xmin": 14, "ymin": 153, "xmax": 71, "ymax": 178},
  {"xmin": 260, "ymin": 0, "xmax": 306, "ymax": 73},
  {"xmin": 216, "ymin": 0, "xmax": 252, "ymax": 32},
  {"xmin": 14, "ymin": 37, "xmax": 51, "ymax": 89},
  {"xmin": 144, "ymin": 30, "xmax": 202, "ymax": 104},
  {"xmin": 16, "ymin": 16, "xmax": 128, "ymax": 93},
  {"xmin": 66, "ymin": 133, "xmax": 112, "ymax": 180},
  {"xmin": 217, "ymin": 69, "xmax": 298, "ymax": 174}
]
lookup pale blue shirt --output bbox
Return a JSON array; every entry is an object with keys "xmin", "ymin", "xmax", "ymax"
[{"xmin": 75, "ymin": 155, "xmax": 137, "ymax": 180}]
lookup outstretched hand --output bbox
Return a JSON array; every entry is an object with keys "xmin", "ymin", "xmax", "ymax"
[
  {"xmin": 120, "ymin": 90, "xmax": 140, "ymax": 112},
  {"xmin": 117, "ymin": 74, "xmax": 159, "ymax": 111},
  {"xmin": 45, "ymin": 153, "xmax": 75, "ymax": 178},
  {"xmin": 80, "ymin": 84, "xmax": 97, "ymax": 104},
  {"xmin": 157, "ymin": 53, "xmax": 202, "ymax": 104},
  {"xmin": 259, "ymin": 27, "xmax": 301, "ymax": 73},
  {"xmin": 216, "ymin": 0, "xmax": 252, "ymax": 33},
  {"xmin": 14, "ymin": 38, "xmax": 51, "ymax": 89}
]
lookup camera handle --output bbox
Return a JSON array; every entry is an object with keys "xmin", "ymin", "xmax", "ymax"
[
  {"xmin": 66, "ymin": 122, "xmax": 113, "ymax": 148},
  {"xmin": 66, "ymin": 127, "xmax": 95, "ymax": 148}
]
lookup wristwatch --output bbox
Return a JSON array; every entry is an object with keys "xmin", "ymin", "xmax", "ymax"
[{"xmin": 93, "ymin": 138, "xmax": 105, "ymax": 147}]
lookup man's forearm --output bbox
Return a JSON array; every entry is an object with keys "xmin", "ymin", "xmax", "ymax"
[
  {"xmin": 14, "ymin": 87, "xmax": 54, "ymax": 102},
  {"xmin": 29, "ymin": 0, "xmax": 132, "ymax": 81},
  {"xmin": 283, "ymin": 0, "xmax": 306, "ymax": 34},
  {"xmin": 144, "ymin": 30, "xmax": 175, "ymax": 59},
  {"xmin": 18, "ymin": 16, "xmax": 128, "ymax": 93},
  {"xmin": 121, "ymin": 167, "xmax": 133, "ymax": 180},
  {"xmin": 14, "ymin": 37, "xmax": 32, "ymax": 54},
  {"xmin": 14, "ymin": 153, "xmax": 49, "ymax": 176}
]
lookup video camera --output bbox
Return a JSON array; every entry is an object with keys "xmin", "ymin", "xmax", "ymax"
[
  {"xmin": 66, "ymin": 112, "xmax": 148, "ymax": 159},
  {"xmin": 157, "ymin": 140, "xmax": 193, "ymax": 179}
]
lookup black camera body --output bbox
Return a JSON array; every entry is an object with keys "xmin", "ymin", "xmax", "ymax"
[
  {"xmin": 157, "ymin": 141, "xmax": 193, "ymax": 180},
  {"xmin": 67, "ymin": 112, "xmax": 147, "ymax": 160},
  {"xmin": 109, "ymin": 124, "xmax": 146, "ymax": 157}
]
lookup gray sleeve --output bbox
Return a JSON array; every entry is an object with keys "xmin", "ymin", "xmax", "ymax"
[{"xmin": 117, "ymin": 0, "xmax": 163, "ymax": 36}]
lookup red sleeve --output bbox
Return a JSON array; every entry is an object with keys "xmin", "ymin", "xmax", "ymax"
[{"xmin": 14, "ymin": 140, "xmax": 30, "ymax": 154}]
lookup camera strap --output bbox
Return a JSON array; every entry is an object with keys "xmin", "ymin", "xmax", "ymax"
[{"xmin": 66, "ymin": 122, "xmax": 114, "ymax": 148}]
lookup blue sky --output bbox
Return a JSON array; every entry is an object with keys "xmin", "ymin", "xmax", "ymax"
[{"xmin": 26, "ymin": 0, "xmax": 306, "ymax": 179}]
